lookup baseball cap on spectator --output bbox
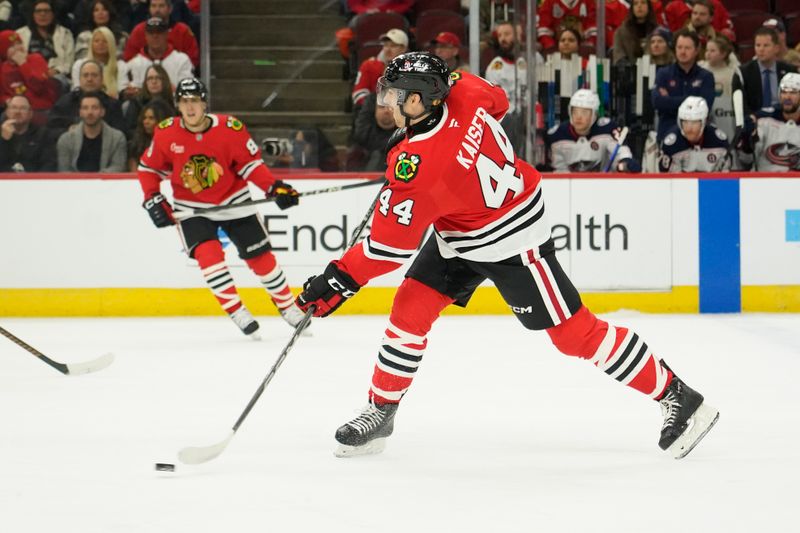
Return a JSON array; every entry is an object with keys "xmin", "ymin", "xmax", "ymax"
[
  {"xmin": 648, "ymin": 26, "xmax": 673, "ymax": 47},
  {"xmin": 145, "ymin": 17, "xmax": 169, "ymax": 33},
  {"xmin": 0, "ymin": 29, "xmax": 20, "ymax": 60},
  {"xmin": 380, "ymin": 29, "xmax": 408, "ymax": 48},
  {"xmin": 762, "ymin": 18, "xmax": 786, "ymax": 33},
  {"xmin": 431, "ymin": 31, "xmax": 461, "ymax": 48}
]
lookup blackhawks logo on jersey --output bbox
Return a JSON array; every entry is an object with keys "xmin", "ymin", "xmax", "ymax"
[
  {"xmin": 180, "ymin": 154, "xmax": 224, "ymax": 193},
  {"xmin": 394, "ymin": 152, "xmax": 421, "ymax": 182},
  {"xmin": 158, "ymin": 117, "xmax": 175, "ymax": 129}
]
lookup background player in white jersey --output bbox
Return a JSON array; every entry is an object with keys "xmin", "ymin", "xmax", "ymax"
[
  {"xmin": 659, "ymin": 96, "xmax": 731, "ymax": 172},
  {"xmin": 296, "ymin": 53, "xmax": 718, "ymax": 460},
  {"xmin": 546, "ymin": 89, "xmax": 642, "ymax": 172},
  {"xmin": 138, "ymin": 77, "xmax": 307, "ymax": 339},
  {"xmin": 738, "ymin": 73, "xmax": 800, "ymax": 171}
]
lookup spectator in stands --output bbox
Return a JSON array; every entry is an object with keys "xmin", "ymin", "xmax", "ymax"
[
  {"xmin": 0, "ymin": 0, "xmax": 23, "ymax": 31},
  {"xmin": 126, "ymin": 17, "xmax": 193, "ymax": 89},
  {"xmin": 651, "ymin": 28, "xmax": 714, "ymax": 141},
  {"xmin": 73, "ymin": 0, "xmax": 133, "ymax": 35},
  {"xmin": 122, "ymin": 62, "xmax": 174, "ymax": 132},
  {"xmin": 646, "ymin": 26, "xmax": 674, "ymax": 69},
  {"xmin": 347, "ymin": 93, "xmax": 396, "ymax": 171},
  {"xmin": 537, "ymin": 0, "xmax": 597, "ymax": 53},
  {"xmin": 698, "ymin": 35, "xmax": 737, "ymax": 140},
  {"xmin": 557, "ymin": 26, "xmax": 583, "ymax": 62},
  {"xmin": 127, "ymin": 96, "xmax": 172, "ymax": 170},
  {"xmin": 71, "ymin": 26, "xmax": 128, "ymax": 98},
  {"xmin": 485, "ymin": 21, "xmax": 527, "ymax": 155},
  {"xmin": 664, "ymin": 0, "xmax": 733, "ymax": 41},
  {"xmin": 74, "ymin": 0, "xmax": 128, "ymax": 61},
  {"xmin": 123, "ymin": 0, "xmax": 198, "ymax": 67},
  {"xmin": 732, "ymin": 27, "xmax": 798, "ymax": 119},
  {"xmin": 351, "ymin": 28, "xmax": 408, "ymax": 110},
  {"xmin": 430, "ymin": 31, "xmax": 466, "ymax": 72},
  {"xmin": 613, "ymin": 0, "xmax": 658, "ymax": 65},
  {"xmin": 57, "ymin": 91, "xmax": 126, "ymax": 171},
  {"xmin": 15, "ymin": 0, "xmax": 74, "ymax": 89},
  {"xmin": 784, "ymin": 50, "xmax": 800, "ymax": 70},
  {"xmin": 0, "ymin": 94, "xmax": 57, "ymax": 171},
  {"xmin": 48, "ymin": 59, "xmax": 126, "ymax": 134},
  {"xmin": 0, "ymin": 29, "xmax": 59, "ymax": 121},
  {"xmin": 682, "ymin": 0, "xmax": 714, "ymax": 60},
  {"xmin": 762, "ymin": 19, "xmax": 789, "ymax": 62}
]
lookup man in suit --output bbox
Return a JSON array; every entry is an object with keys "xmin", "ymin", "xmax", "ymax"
[{"xmin": 732, "ymin": 27, "xmax": 797, "ymax": 120}]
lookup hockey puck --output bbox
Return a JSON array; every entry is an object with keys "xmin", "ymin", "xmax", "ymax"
[{"xmin": 155, "ymin": 462, "xmax": 175, "ymax": 472}]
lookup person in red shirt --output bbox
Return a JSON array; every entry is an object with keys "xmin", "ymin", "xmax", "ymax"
[
  {"xmin": 351, "ymin": 28, "xmax": 408, "ymax": 109},
  {"xmin": 0, "ymin": 29, "xmax": 59, "ymax": 123},
  {"xmin": 123, "ymin": 0, "xmax": 199, "ymax": 67},
  {"xmin": 537, "ymin": 0, "xmax": 597, "ymax": 52},
  {"xmin": 297, "ymin": 52, "xmax": 719, "ymax": 460},
  {"xmin": 137, "ymin": 77, "xmax": 307, "ymax": 339}
]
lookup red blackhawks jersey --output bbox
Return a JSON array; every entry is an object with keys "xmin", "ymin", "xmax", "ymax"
[
  {"xmin": 338, "ymin": 71, "xmax": 550, "ymax": 286},
  {"xmin": 137, "ymin": 114, "xmax": 277, "ymax": 219}
]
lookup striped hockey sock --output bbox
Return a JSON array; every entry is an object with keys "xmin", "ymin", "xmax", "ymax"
[
  {"xmin": 245, "ymin": 252, "xmax": 294, "ymax": 310},
  {"xmin": 370, "ymin": 320, "xmax": 428, "ymax": 404},
  {"xmin": 194, "ymin": 240, "xmax": 243, "ymax": 315},
  {"xmin": 548, "ymin": 306, "xmax": 673, "ymax": 399},
  {"xmin": 368, "ymin": 278, "xmax": 454, "ymax": 404}
]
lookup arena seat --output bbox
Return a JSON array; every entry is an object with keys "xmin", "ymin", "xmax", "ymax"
[
  {"xmin": 730, "ymin": 11, "xmax": 774, "ymax": 43},
  {"xmin": 414, "ymin": 9, "xmax": 466, "ymax": 49}
]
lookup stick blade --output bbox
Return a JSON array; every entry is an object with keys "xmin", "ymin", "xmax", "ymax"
[
  {"xmin": 178, "ymin": 431, "xmax": 234, "ymax": 465},
  {"xmin": 66, "ymin": 352, "xmax": 115, "ymax": 375}
]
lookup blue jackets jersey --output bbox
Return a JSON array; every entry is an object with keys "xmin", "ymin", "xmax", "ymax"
[
  {"xmin": 658, "ymin": 124, "xmax": 730, "ymax": 172},
  {"xmin": 546, "ymin": 117, "xmax": 633, "ymax": 172},
  {"xmin": 651, "ymin": 63, "xmax": 715, "ymax": 142}
]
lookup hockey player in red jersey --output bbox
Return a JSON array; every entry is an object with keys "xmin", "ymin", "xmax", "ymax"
[
  {"xmin": 297, "ymin": 52, "xmax": 719, "ymax": 459},
  {"xmin": 137, "ymin": 77, "xmax": 307, "ymax": 339}
]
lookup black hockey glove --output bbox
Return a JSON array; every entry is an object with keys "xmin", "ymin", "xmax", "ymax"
[
  {"xmin": 268, "ymin": 180, "xmax": 300, "ymax": 210},
  {"xmin": 143, "ymin": 193, "xmax": 175, "ymax": 228},
  {"xmin": 387, "ymin": 127, "xmax": 407, "ymax": 152},
  {"xmin": 297, "ymin": 261, "xmax": 361, "ymax": 317}
]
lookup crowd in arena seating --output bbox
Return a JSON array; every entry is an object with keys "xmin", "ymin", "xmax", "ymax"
[
  {"xmin": 0, "ymin": 0, "xmax": 199, "ymax": 173},
  {"xmin": 340, "ymin": 0, "xmax": 800, "ymax": 173}
]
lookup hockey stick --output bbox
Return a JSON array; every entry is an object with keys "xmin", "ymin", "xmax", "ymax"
[
  {"xmin": 178, "ymin": 181, "xmax": 387, "ymax": 465},
  {"xmin": 174, "ymin": 177, "xmax": 384, "ymax": 219},
  {"xmin": 603, "ymin": 126, "xmax": 629, "ymax": 172},
  {"xmin": 1, "ymin": 325, "xmax": 114, "ymax": 376}
]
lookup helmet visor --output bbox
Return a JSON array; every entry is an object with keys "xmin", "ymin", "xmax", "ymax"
[{"xmin": 376, "ymin": 76, "xmax": 405, "ymax": 107}]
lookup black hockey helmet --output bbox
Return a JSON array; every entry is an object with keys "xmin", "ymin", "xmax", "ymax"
[
  {"xmin": 174, "ymin": 77, "xmax": 208, "ymax": 105},
  {"xmin": 377, "ymin": 51, "xmax": 451, "ymax": 113}
]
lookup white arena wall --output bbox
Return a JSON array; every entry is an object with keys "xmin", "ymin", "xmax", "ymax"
[{"xmin": 1, "ymin": 172, "xmax": 798, "ymax": 316}]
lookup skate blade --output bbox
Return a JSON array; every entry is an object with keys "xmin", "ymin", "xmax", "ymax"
[
  {"xmin": 668, "ymin": 402, "xmax": 720, "ymax": 459},
  {"xmin": 334, "ymin": 438, "xmax": 387, "ymax": 458}
]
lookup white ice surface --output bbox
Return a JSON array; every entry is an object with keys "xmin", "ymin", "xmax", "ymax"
[{"xmin": 1, "ymin": 313, "xmax": 799, "ymax": 533}]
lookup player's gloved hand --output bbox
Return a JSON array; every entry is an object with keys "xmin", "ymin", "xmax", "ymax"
[
  {"xmin": 297, "ymin": 261, "xmax": 361, "ymax": 317},
  {"xmin": 268, "ymin": 180, "xmax": 300, "ymax": 210},
  {"xmin": 143, "ymin": 193, "xmax": 175, "ymax": 227},
  {"xmin": 618, "ymin": 158, "xmax": 642, "ymax": 173}
]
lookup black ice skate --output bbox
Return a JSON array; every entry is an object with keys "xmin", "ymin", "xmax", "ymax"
[
  {"xmin": 658, "ymin": 361, "xmax": 719, "ymax": 459},
  {"xmin": 334, "ymin": 401, "xmax": 399, "ymax": 458},
  {"xmin": 229, "ymin": 307, "xmax": 261, "ymax": 340}
]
